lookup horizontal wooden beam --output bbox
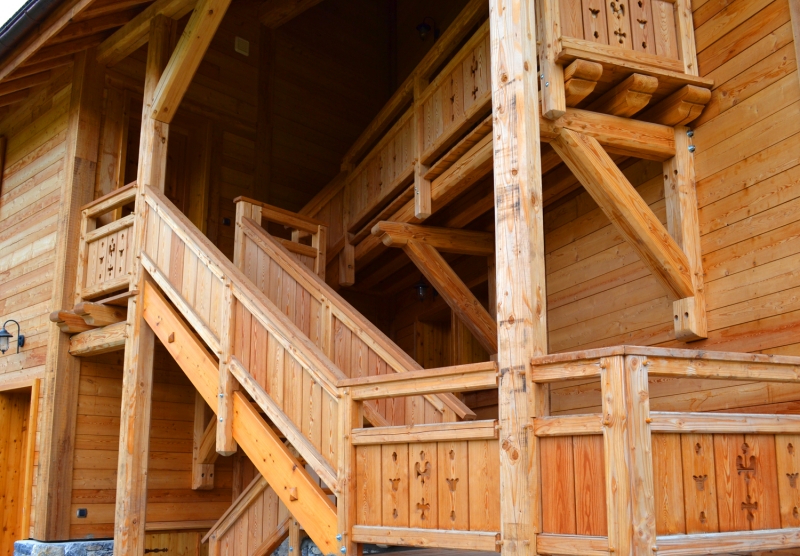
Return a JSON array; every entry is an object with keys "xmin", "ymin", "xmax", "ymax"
[
  {"xmin": 68, "ymin": 321, "xmax": 127, "ymax": 356},
  {"xmin": 530, "ymin": 359, "xmax": 603, "ymax": 383},
  {"xmin": 655, "ymin": 528, "xmax": 800, "ymax": 555},
  {"xmin": 96, "ymin": 0, "xmax": 196, "ymax": 67},
  {"xmin": 534, "ymin": 414, "xmax": 602, "ymax": 436},
  {"xmin": 50, "ymin": 310, "xmax": 95, "ymax": 334},
  {"xmin": 403, "ymin": 240, "xmax": 498, "ymax": 353},
  {"xmin": 351, "ymin": 526, "xmax": 500, "ymax": 552},
  {"xmin": 0, "ymin": 72, "xmax": 52, "ymax": 96},
  {"xmin": 342, "ymin": 361, "xmax": 497, "ymax": 400},
  {"xmin": 73, "ymin": 301, "xmax": 127, "ymax": 326},
  {"xmin": 150, "ymin": 0, "xmax": 233, "ymax": 123},
  {"xmin": 352, "ymin": 419, "xmax": 498, "ymax": 445},
  {"xmin": 535, "ymin": 534, "xmax": 609, "ymax": 556},
  {"xmin": 552, "ymin": 128, "xmax": 694, "ymax": 300},
  {"xmin": 258, "ymin": 0, "xmax": 323, "ymax": 28},
  {"xmin": 548, "ymin": 108, "xmax": 676, "ymax": 160},
  {"xmin": 650, "ymin": 411, "xmax": 800, "ymax": 434},
  {"xmin": 373, "ymin": 221, "xmax": 494, "ymax": 256},
  {"xmin": 646, "ymin": 356, "xmax": 800, "ymax": 383}
]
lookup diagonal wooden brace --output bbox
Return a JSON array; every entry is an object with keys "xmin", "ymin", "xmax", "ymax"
[{"xmin": 551, "ymin": 127, "xmax": 694, "ymax": 302}]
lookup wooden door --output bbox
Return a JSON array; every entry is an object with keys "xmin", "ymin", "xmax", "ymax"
[
  {"xmin": 145, "ymin": 531, "xmax": 209, "ymax": 556},
  {"xmin": 0, "ymin": 389, "xmax": 35, "ymax": 555}
]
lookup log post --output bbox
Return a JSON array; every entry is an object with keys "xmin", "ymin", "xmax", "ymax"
[
  {"xmin": 114, "ymin": 14, "xmax": 173, "ymax": 556},
  {"xmin": 489, "ymin": 0, "xmax": 547, "ymax": 554},
  {"xmin": 35, "ymin": 48, "xmax": 104, "ymax": 540}
]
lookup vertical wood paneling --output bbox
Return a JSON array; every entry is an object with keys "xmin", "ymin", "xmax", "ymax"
[
  {"xmin": 652, "ymin": 433, "xmax": 686, "ymax": 534},
  {"xmin": 541, "ymin": 436, "xmax": 577, "ymax": 534},
  {"xmin": 573, "ymin": 435, "xmax": 607, "ymax": 536},
  {"xmin": 681, "ymin": 433, "xmax": 719, "ymax": 534},
  {"xmin": 382, "ymin": 444, "xmax": 410, "ymax": 527}
]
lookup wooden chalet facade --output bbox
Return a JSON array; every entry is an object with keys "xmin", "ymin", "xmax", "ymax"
[{"xmin": 0, "ymin": 0, "xmax": 798, "ymax": 554}]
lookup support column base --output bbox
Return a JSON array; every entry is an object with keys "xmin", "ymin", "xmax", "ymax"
[{"xmin": 15, "ymin": 540, "xmax": 114, "ymax": 556}]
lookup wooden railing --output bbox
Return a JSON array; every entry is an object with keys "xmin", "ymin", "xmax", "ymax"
[
  {"xmin": 235, "ymin": 197, "xmax": 328, "ymax": 280},
  {"xmin": 337, "ymin": 361, "xmax": 502, "ymax": 552},
  {"xmin": 75, "ymin": 183, "xmax": 137, "ymax": 302},
  {"xmin": 204, "ymin": 476, "xmax": 291, "ymax": 556},
  {"xmin": 234, "ymin": 203, "xmax": 475, "ymax": 427},
  {"xmin": 531, "ymin": 346, "xmax": 800, "ymax": 556}
]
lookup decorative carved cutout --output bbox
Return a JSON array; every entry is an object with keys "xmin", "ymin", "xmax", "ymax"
[
  {"xmin": 614, "ymin": 29, "xmax": 627, "ymax": 43},
  {"xmin": 699, "ymin": 511, "xmax": 707, "ymax": 524},
  {"xmin": 416, "ymin": 498, "xmax": 430, "ymax": 520},
  {"xmin": 693, "ymin": 474, "xmax": 708, "ymax": 491},
  {"xmin": 389, "ymin": 478, "xmax": 401, "ymax": 492},
  {"xmin": 790, "ymin": 443, "xmax": 795, "ymax": 455},
  {"xmin": 415, "ymin": 461, "xmax": 431, "ymax": 483},
  {"xmin": 446, "ymin": 477, "xmax": 459, "ymax": 492},
  {"xmin": 742, "ymin": 495, "xmax": 758, "ymax": 522},
  {"xmin": 392, "ymin": 451, "xmax": 397, "ymax": 463},
  {"xmin": 788, "ymin": 473, "xmax": 799, "ymax": 488},
  {"xmin": 695, "ymin": 442, "xmax": 703, "ymax": 455},
  {"xmin": 794, "ymin": 506, "xmax": 799, "ymax": 520},
  {"xmin": 737, "ymin": 443, "xmax": 756, "ymax": 475}
]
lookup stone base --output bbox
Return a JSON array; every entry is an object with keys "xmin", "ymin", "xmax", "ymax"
[{"xmin": 14, "ymin": 540, "xmax": 114, "ymax": 556}]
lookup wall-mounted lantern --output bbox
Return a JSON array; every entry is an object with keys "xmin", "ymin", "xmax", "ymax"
[
  {"xmin": 417, "ymin": 17, "xmax": 439, "ymax": 42},
  {"xmin": 0, "ymin": 320, "xmax": 24, "ymax": 354},
  {"xmin": 414, "ymin": 281, "xmax": 429, "ymax": 303}
]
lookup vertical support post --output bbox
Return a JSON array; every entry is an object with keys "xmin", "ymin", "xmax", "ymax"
[
  {"xmin": 414, "ymin": 77, "xmax": 432, "ymax": 219},
  {"xmin": 192, "ymin": 391, "xmax": 214, "ymax": 490},
  {"xmin": 674, "ymin": 0, "xmax": 699, "ymax": 76},
  {"xmin": 600, "ymin": 355, "xmax": 655, "ymax": 555},
  {"xmin": 339, "ymin": 166, "xmax": 355, "ymax": 287},
  {"xmin": 115, "ymin": 278, "xmax": 156, "ymax": 556},
  {"xmin": 536, "ymin": 0, "xmax": 566, "ymax": 119},
  {"xmin": 313, "ymin": 224, "xmax": 327, "ymax": 280},
  {"xmin": 289, "ymin": 519, "xmax": 303, "ymax": 553},
  {"xmin": 36, "ymin": 47, "xmax": 104, "ymax": 541},
  {"xmin": 217, "ymin": 279, "xmax": 237, "ymax": 455},
  {"xmin": 665, "ymin": 126, "xmax": 707, "ymax": 341},
  {"xmin": 337, "ymin": 390, "xmax": 362, "ymax": 556},
  {"xmin": 21, "ymin": 378, "xmax": 40, "ymax": 538},
  {"xmin": 234, "ymin": 198, "xmax": 263, "ymax": 270},
  {"xmin": 489, "ymin": 0, "xmax": 546, "ymax": 554},
  {"xmin": 256, "ymin": 27, "xmax": 274, "ymax": 204},
  {"xmin": 114, "ymin": 15, "xmax": 172, "ymax": 555}
]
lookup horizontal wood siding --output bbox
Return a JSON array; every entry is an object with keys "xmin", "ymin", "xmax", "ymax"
[{"xmin": 70, "ymin": 351, "xmax": 234, "ymax": 539}]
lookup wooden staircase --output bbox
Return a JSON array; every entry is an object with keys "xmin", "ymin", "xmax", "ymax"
[{"xmin": 133, "ymin": 184, "xmax": 499, "ymax": 555}]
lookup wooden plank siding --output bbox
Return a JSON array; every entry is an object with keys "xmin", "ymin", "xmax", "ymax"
[{"xmin": 69, "ymin": 350, "xmax": 234, "ymax": 539}]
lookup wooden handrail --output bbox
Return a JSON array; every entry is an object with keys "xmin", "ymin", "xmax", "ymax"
[
  {"xmin": 342, "ymin": 361, "xmax": 497, "ymax": 400},
  {"xmin": 235, "ymin": 195, "xmax": 325, "ymax": 233},
  {"xmin": 82, "ymin": 182, "xmax": 136, "ymax": 218}
]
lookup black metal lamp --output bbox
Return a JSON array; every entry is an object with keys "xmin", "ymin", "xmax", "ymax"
[
  {"xmin": 0, "ymin": 320, "xmax": 24, "ymax": 354},
  {"xmin": 417, "ymin": 17, "xmax": 439, "ymax": 41},
  {"xmin": 414, "ymin": 280, "xmax": 429, "ymax": 302}
]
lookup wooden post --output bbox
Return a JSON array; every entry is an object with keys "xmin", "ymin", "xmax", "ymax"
[
  {"xmin": 192, "ymin": 391, "xmax": 214, "ymax": 490},
  {"xmin": 665, "ymin": 126, "xmax": 707, "ymax": 341},
  {"xmin": 114, "ymin": 15, "xmax": 173, "ymax": 555},
  {"xmin": 35, "ymin": 48, "xmax": 104, "ymax": 541},
  {"xmin": 600, "ymin": 355, "xmax": 655, "ymax": 555},
  {"xmin": 674, "ymin": 0, "xmax": 699, "ymax": 76},
  {"xmin": 217, "ymin": 279, "xmax": 237, "ymax": 455},
  {"xmin": 536, "ymin": 0, "xmax": 566, "ymax": 119},
  {"xmin": 489, "ymin": 0, "xmax": 546, "ymax": 554},
  {"xmin": 413, "ymin": 77, "xmax": 431, "ymax": 219},
  {"xmin": 337, "ymin": 390, "xmax": 361, "ymax": 556}
]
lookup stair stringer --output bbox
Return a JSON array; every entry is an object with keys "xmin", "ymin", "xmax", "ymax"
[{"xmin": 140, "ymin": 280, "xmax": 338, "ymax": 555}]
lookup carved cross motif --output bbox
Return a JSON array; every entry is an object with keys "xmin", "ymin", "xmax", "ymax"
[
  {"xmin": 614, "ymin": 29, "xmax": 627, "ymax": 43},
  {"xmin": 472, "ymin": 86, "xmax": 479, "ymax": 100},
  {"xmin": 693, "ymin": 474, "xmax": 708, "ymax": 491},
  {"xmin": 446, "ymin": 478, "xmax": 459, "ymax": 492},
  {"xmin": 788, "ymin": 473, "xmax": 799, "ymax": 488},
  {"xmin": 415, "ymin": 461, "xmax": 431, "ymax": 484},
  {"xmin": 737, "ymin": 443, "xmax": 756, "ymax": 476},
  {"xmin": 742, "ymin": 495, "xmax": 758, "ymax": 521},
  {"xmin": 108, "ymin": 237, "xmax": 116, "ymax": 254},
  {"xmin": 416, "ymin": 498, "xmax": 430, "ymax": 520},
  {"xmin": 389, "ymin": 478, "xmax": 401, "ymax": 492}
]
